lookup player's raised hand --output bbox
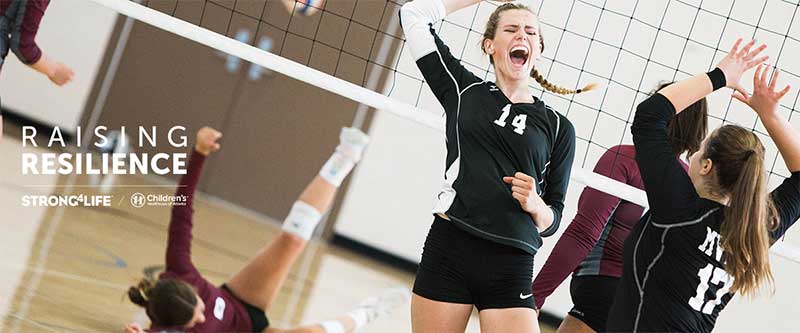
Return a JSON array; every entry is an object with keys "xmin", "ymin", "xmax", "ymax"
[
  {"xmin": 733, "ymin": 64, "xmax": 791, "ymax": 118},
  {"xmin": 716, "ymin": 38, "xmax": 768, "ymax": 98},
  {"xmin": 195, "ymin": 126, "xmax": 222, "ymax": 156}
]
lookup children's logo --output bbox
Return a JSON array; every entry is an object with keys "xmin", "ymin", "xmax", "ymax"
[
  {"xmin": 131, "ymin": 193, "xmax": 146, "ymax": 208},
  {"xmin": 129, "ymin": 193, "xmax": 187, "ymax": 208}
]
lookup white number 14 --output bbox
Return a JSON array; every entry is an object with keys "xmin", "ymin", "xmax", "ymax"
[{"xmin": 494, "ymin": 104, "xmax": 527, "ymax": 135}]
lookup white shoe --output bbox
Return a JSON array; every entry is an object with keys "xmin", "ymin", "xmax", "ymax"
[{"xmin": 336, "ymin": 127, "xmax": 370, "ymax": 162}]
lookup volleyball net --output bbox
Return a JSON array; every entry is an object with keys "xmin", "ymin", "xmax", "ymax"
[{"xmin": 85, "ymin": 0, "xmax": 800, "ymax": 261}]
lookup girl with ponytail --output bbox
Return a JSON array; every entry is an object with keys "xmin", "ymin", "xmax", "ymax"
[
  {"xmin": 606, "ymin": 39, "xmax": 800, "ymax": 333},
  {"xmin": 400, "ymin": 0, "xmax": 595, "ymax": 332}
]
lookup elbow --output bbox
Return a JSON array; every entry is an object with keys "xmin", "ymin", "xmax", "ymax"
[{"xmin": 11, "ymin": 43, "xmax": 42, "ymax": 65}]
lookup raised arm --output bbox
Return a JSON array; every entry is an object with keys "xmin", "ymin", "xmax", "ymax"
[
  {"xmin": 633, "ymin": 39, "xmax": 767, "ymax": 221},
  {"xmin": 731, "ymin": 65, "xmax": 800, "ymax": 240},
  {"xmin": 399, "ymin": 0, "xmax": 482, "ymax": 112},
  {"xmin": 659, "ymin": 39, "xmax": 767, "ymax": 114},
  {"xmin": 532, "ymin": 146, "xmax": 635, "ymax": 308},
  {"xmin": 164, "ymin": 127, "xmax": 222, "ymax": 276}
]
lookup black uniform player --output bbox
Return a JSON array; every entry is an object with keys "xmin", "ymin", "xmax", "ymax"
[
  {"xmin": 607, "ymin": 39, "xmax": 800, "ymax": 333},
  {"xmin": 400, "ymin": 0, "xmax": 596, "ymax": 331}
]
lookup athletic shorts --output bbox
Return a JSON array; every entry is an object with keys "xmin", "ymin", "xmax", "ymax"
[
  {"xmin": 568, "ymin": 275, "xmax": 620, "ymax": 332},
  {"xmin": 221, "ymin": 284, "xmax": 270, "ymax": 332},
  {"xmin": 413, "ymin": 216, "xmax": 535, "ymax": 311}
]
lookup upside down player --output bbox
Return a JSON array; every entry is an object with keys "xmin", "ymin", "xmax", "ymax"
[{"xmin": 124, "ymin": 126, "xmax": 409, "ymax": 333}]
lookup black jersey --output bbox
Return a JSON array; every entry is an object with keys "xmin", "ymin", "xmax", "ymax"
[
  {"xmin": 607, "ymin": 93, "xmax": 800, "ymax": 333},
  {"xmin": 407, "ymin": 25, "xmax": 575, "ymax": 255}
]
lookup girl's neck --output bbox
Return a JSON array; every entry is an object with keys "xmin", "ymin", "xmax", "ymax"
[
  {"xmin": 496, "ymin": 74, "xmax": 533, "ymax": 104},
  {"xmin": 695, "ymin": 185, "xmax": 730, "ymax": 206}
]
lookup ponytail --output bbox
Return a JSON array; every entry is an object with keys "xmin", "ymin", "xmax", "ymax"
[
  {"xmin": 128, "ymin": 277, "xmax": 155, "ymax": 307},
  {"xmin": 531, "ymin": 67, "xmax": 598, "ymax": 95},
  {"xmin": 720, "ymin": 151, "xmax": 774, "ymax": 296},
  {"xmin": 707, "ymin": 126, "xmax": 777, "ymax": 296}
]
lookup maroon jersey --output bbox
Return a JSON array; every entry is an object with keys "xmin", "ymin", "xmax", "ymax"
[
  {"xmin": 532, "ymin": 145, "xmax": 687, "ymax": 308},
  {"xmin": 0, "ymin": 0, "xmax": 48, "ymax": 69},
  {"xmin": 148, "ymin": 150, "xmax": 252, "ymax": 333}
]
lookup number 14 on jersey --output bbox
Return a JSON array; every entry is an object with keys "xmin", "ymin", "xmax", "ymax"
[{"xmin": 494, "ymin": 104, "xmax": 527, "ymax": 135}]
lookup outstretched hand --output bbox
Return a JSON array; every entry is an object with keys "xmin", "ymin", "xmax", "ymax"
[
  {"xmin": 716, "ymin": 38, "xmax": 769, "ymax": 97},
  {"xmin": 195, "ymin": 126, "xmax": 222, "ymax": 156},
  {"xmin": 733, "ymin": 64, "xmax": 791, "ymax": 117}
]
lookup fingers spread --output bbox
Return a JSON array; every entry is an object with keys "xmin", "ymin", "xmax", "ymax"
[
  {"xmin": 738, "ymin": 39, "xmax": 755, "ymax": 58},
  {"xmin": 743, "ymin": 43, "xmax": 766, "ymax": 61},
  {"xmin": 754, "ymin": 64, "xmax": 764, "ymax": 86},
  {"xmin": 747, "ymin": 55, "xmax": 769, "ymax": 70},
  {"xmin": 777, "ymin": 84, "xmax": 792, "ymax": 99},
  {"xmin": 730, "ymin": 38, "xmax": 743, "ymax": 54},
  {"xmin": 769, "ymin": 68, "xmax": 780, "ymax": 90}
]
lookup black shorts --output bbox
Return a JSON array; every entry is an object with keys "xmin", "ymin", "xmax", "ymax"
[
  {"xmin": 413, "ymin": 217, "xmax": 535, "ymax": 311},
  {"xmin": 567, "ymin": 275, "xmax": 619, "ymax": 332},
  {"xmin": 221, "ymin": 284, "xmax": 270, "ymax": 332}
]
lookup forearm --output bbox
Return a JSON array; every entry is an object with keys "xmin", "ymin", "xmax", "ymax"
[
  {"xmin": 533, "ymin": 221, "xmax": 600, "ymax": 308},
  {"xmin": 760, "ymin": 114, "xmax": 800, "ymax": 172},
  {"xmin": 532, "ymin": 205, "xmax": 554, "ymax": 234},
  {"xmin": 657, "ymin": 72, "xmax": 715, "ymax": 114},
  {"xmin": 29, "ymin": 54, "xmax": 55, "ymax": 77},
  {"xmin": 165, "ymin": 149, "xmax": 205, "ymax": 273}
]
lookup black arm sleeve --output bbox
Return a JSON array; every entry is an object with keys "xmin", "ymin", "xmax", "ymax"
[
  {"xmin": 770, "ymin": 172, "xmax": 800, "ymax": 241},
  {"xmin": 540, "ymin": 115, "xmax": 577, "ymax": 237},
  {"xmin": 631, "ymin": 93, "xmax": 700, "ymax": 222},
  {"xmin": 414, "ymin": 26, "xmax": 482, "ymax": 116}
]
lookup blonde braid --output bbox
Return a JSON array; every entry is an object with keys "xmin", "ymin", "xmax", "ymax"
[{"xmin": 531, "ymin": 67, "xmax": 599, "ymax": 95}]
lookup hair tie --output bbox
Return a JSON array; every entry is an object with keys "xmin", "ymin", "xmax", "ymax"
[{"xmin": 138, "ymin": 287, "xmax": 149, "ymax": 302}]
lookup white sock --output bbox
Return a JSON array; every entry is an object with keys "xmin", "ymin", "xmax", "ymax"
[
  {"xmin": 319, "ymin": 152, "xmax": 356, "ymax": 187},
  {"xmin": 281, "ymin": 201, "xmax": 322, "ymax": 240},
  {"xmin": 347, "ymin": 308, "xmax": 369, "ymax": 328},
  {"xmin": 319, "ymin": 320, "xmax": 346, "ymax": 333}
]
